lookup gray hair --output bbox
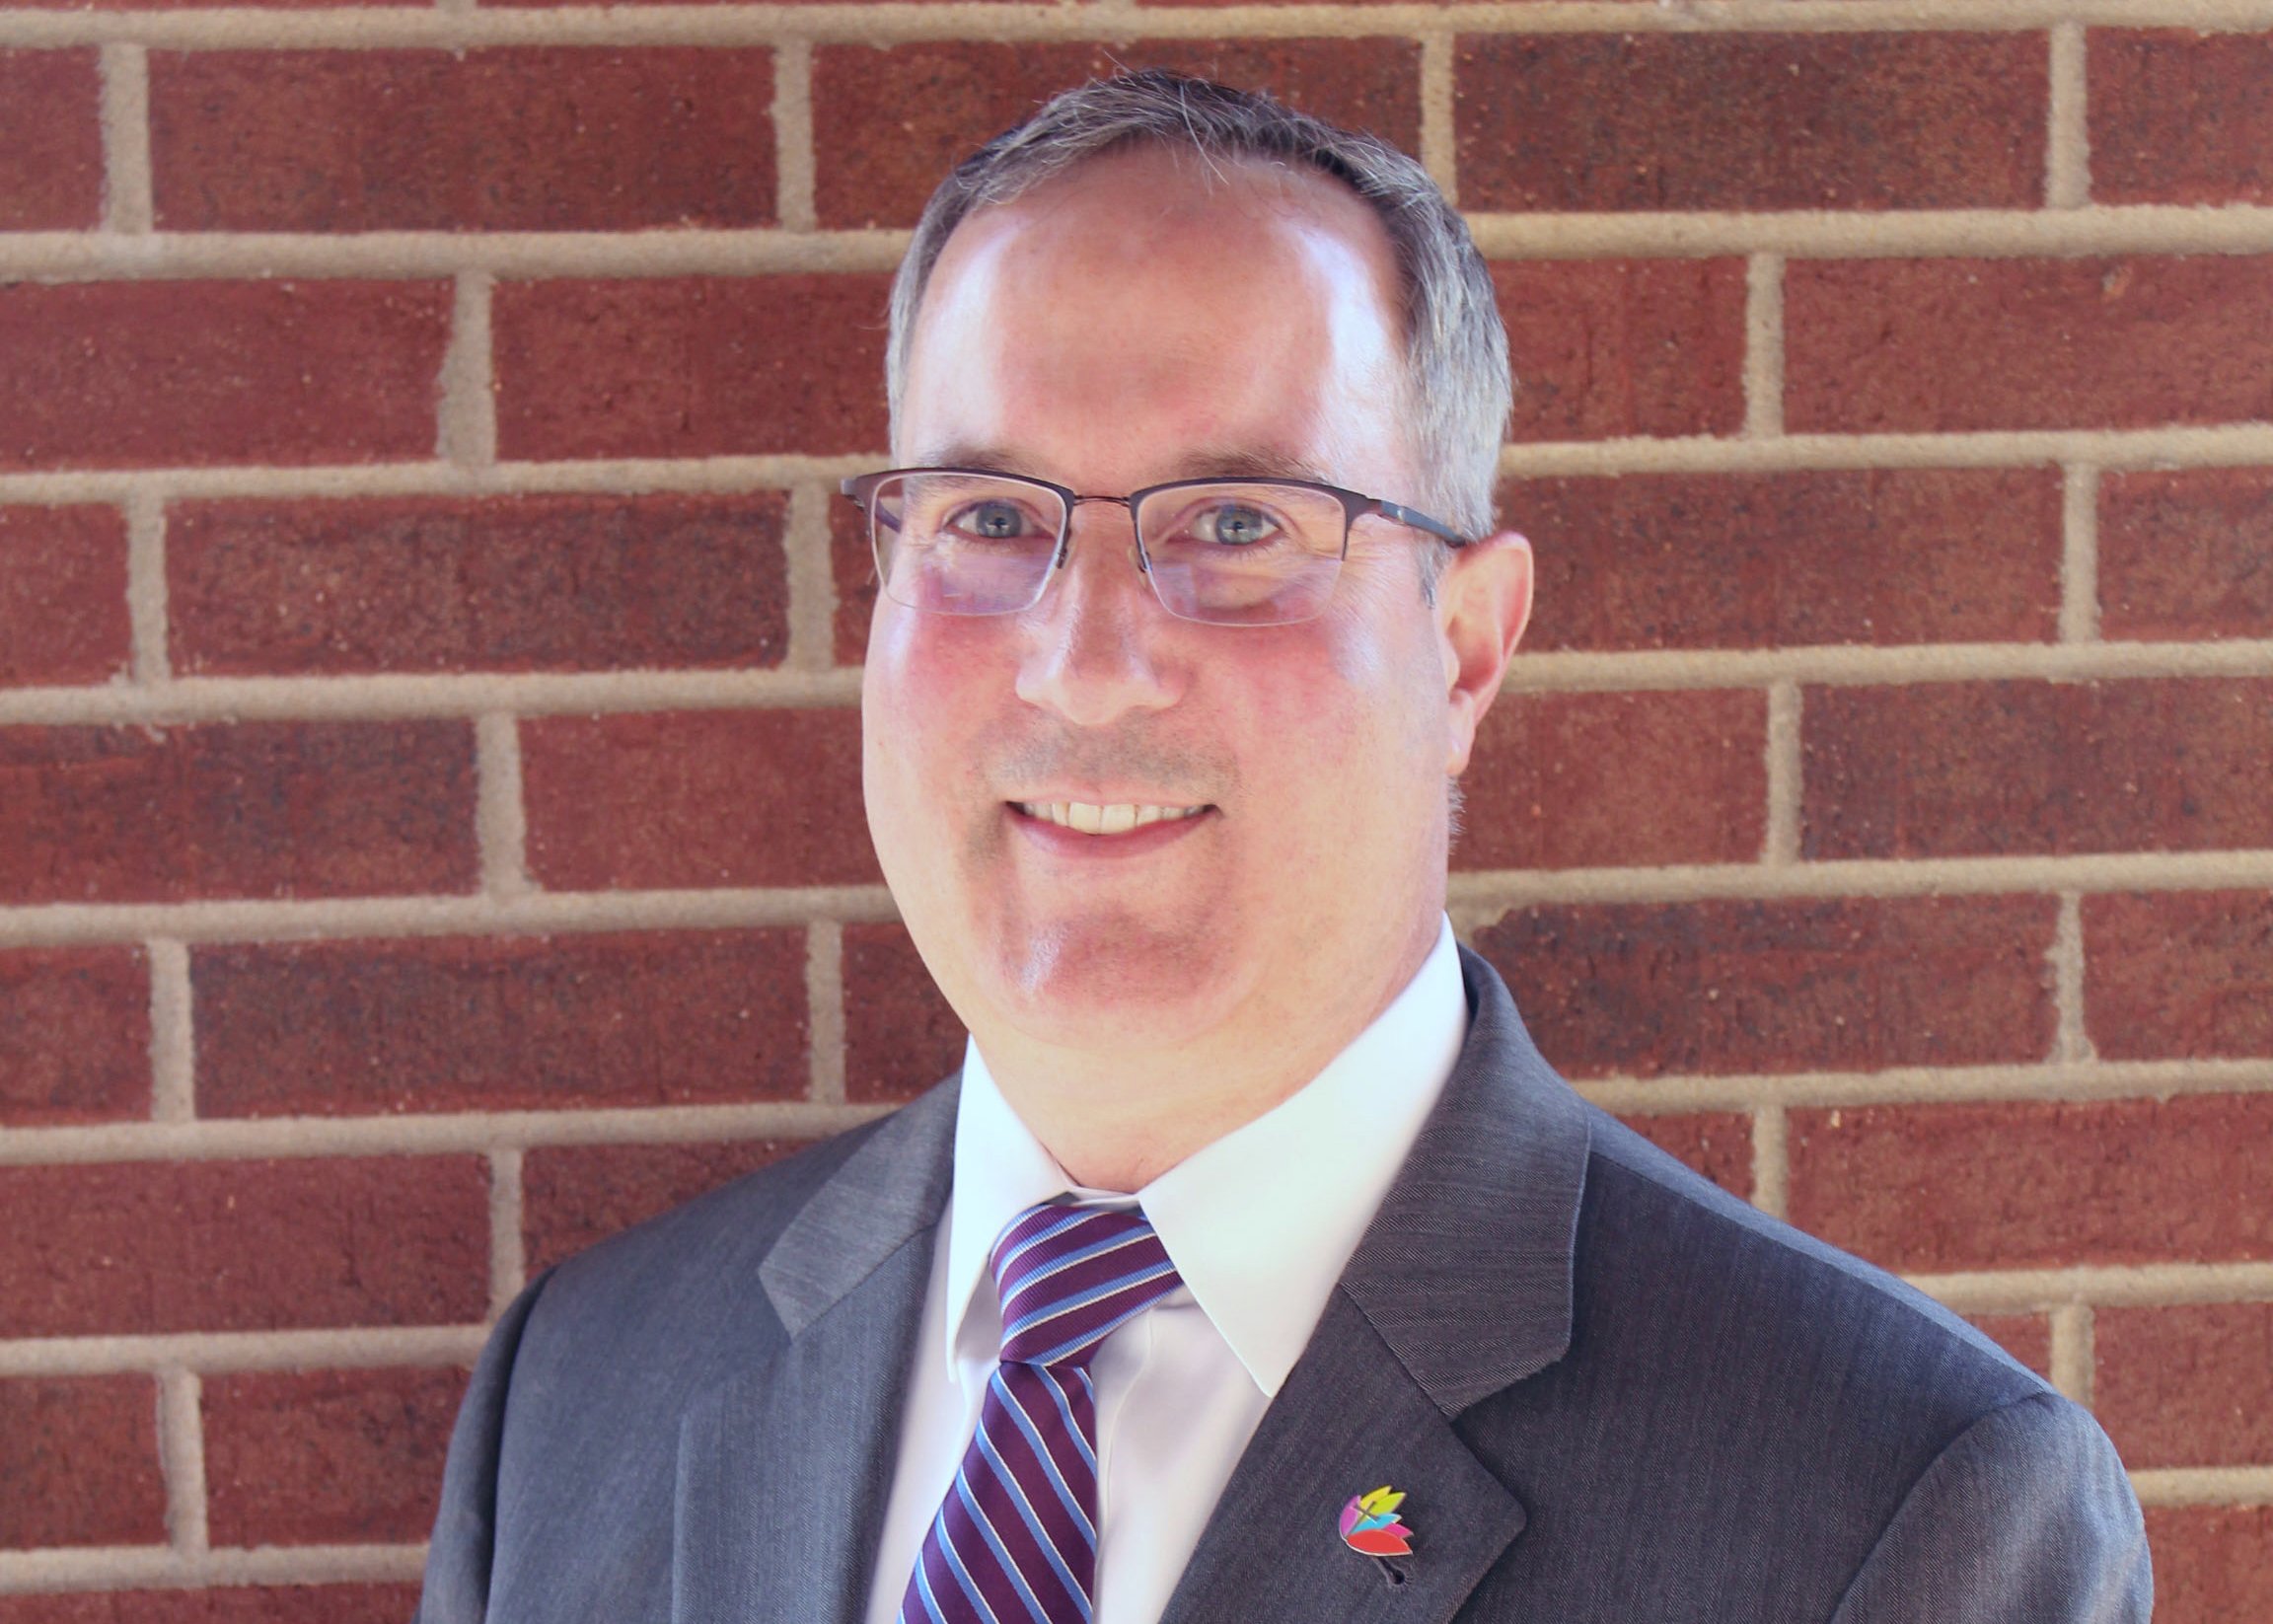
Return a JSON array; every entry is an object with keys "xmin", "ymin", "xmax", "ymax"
[{"xmin": 884, "ymin": 70, "xmax": 1511, "ymax": 547}]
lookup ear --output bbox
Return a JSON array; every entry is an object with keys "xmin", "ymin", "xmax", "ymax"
[{"xmin": 1436, "ymin": 531, "xmax": 1533, "ymax": 776}]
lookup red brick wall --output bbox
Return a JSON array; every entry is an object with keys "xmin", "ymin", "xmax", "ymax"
[{"xmin": 1, "ymin": 11, "xmax": 2267, "ymax": 1618}]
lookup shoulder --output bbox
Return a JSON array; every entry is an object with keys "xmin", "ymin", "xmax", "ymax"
[
  {"xmin": 414, "ymin": 1106, "xmax": 926, "ymax": 1624},
  {"xmin": 417, "ymin": 1082, "xmax": 958, "ymax": 1620},
  {"xmin": 1459, "ymin": 1104, "xmax": 2138, "ymax": 1616},
  {"xmin": 482, "ymin": 1078, "xmax": 952, "ymax": 1443},
  {"xmin": 1573, "ymin": 1106, "xmax": 2047, "ymax": 1441},
  {"xmin": 518, "ymin": 1106, "xmax": 905, "ymax": 1373},
  {"xmin": 1590, "ymin": 1111, "xmax": 2028, "ymax": 1373},
  {"xmin": 1827, "ymin": 1386, "xmax": 2151, "ymax": 1622}
]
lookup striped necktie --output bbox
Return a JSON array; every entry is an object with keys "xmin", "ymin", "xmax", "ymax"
[{"xmin": 898, "ymin": 1202, "xmax": 1183, "ymax": 1624}]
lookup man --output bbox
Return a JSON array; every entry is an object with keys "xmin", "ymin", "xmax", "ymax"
[{"xmin": 417, "ymin": 74, "xmax": 2149, "ymax": 1622}]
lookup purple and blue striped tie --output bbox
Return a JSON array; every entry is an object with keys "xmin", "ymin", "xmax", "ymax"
[{"xmin": 897, "ymin": 1202, "xmax": 1183, "ymax": 1624}]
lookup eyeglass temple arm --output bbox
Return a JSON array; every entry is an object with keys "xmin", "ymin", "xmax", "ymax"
[
  {"xmin": 1372, "ymin": 500, "xmax": 1472, "ymax": 549},
  {"xmin": 840, "ymin": 477, "xmax": 904, "ymax": 535}
]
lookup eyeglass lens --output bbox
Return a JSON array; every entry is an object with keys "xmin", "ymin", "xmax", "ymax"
[{"xmin": 868, "ymin": 472, "xmax": 1347, "ymax": 627}]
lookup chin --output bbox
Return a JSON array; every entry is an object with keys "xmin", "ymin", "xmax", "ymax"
[{"xmin": 986, "ymin": 915, "xmax": 1248, "ymax": 1052}]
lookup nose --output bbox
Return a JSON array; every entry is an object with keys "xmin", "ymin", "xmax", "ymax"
[{"xmin": 1012, "ymin": 504, "xmax": 1185, "ymax": 727}]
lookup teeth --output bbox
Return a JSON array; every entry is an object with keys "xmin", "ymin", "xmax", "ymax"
[{"xmin": 1017, "ymin": 801, "xmax": 1206, "ymax": 834}]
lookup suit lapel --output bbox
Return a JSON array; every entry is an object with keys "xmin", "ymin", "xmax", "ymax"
[
  {"xmin": 672, "ymin": 1080, "xmax": 959, "ymax": 1624},
  {"xmin": 1157, "ymin": 1291, "xmax": 1525, "ymax": 1624},
  {"xmin": 1162, "ymin": 948, "xmax": 1592, "ymax": 1624},
  {"xmin": 1341, "ymin": 948, "xmax": 1593, "ymax": 1413}
]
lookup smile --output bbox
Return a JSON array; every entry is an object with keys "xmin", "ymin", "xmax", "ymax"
[{"xmin": 1013, "ymin": 801, "xmax": 1209, "ymax": 835}]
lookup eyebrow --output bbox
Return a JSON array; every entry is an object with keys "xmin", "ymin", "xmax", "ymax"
[
  {"xmin": 917, "ymin": 443, "xmax": 1031, "ymax": 478},
  {"xmin": 1166, "ymin": 447, "xmax": 1334, "ymax": 485},
  {"xmin": 912, "ymin": 444, "xmax": 1334, "ymax": 489}
]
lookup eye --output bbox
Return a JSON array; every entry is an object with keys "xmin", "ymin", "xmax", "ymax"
[
  {"xmin": 945, "ymin": 498, "xmax": 1046, "ymax": 542},
  {"xmin": 1189, "ymin": 502, "xmax": 1283, "ymax": 549}
]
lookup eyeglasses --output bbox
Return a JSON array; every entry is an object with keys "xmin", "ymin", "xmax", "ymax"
[{"xmin": 839, "ymin": 468, "xmax": 1472, "ymax": 627}]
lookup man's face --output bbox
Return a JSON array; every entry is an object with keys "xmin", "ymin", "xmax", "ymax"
[{"xmin": 864, "ymin": 147, "xmax": 1506, "ymax": 1063}]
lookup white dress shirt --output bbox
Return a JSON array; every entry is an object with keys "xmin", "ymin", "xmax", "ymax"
[{"xmin": 862, "ymin": 917, "xmax": 1469, "ymax": 1624}]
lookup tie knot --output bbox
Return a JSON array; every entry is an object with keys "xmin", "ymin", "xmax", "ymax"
[{"xmin": 989, "ymin": 1202, "xmax": 1182, "ymax": 1368}]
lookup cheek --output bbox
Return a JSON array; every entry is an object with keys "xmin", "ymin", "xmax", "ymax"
[
  {"xmin": 1315, "ymin": 577, "xmax": 1449, "ymax": 764},
  {"xmin": 862, "ymin": 616, "xmax": 999, "ymax": 831},
  {"xmin": 868, "ymin": 610, "xmax": 997, "ymax": 734},
  {"xmin": 1231, "ymin": 622, "xmax": 1433, "ymax": 821}
]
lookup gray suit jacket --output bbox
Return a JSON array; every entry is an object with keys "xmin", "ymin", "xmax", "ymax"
[{"xmin": 416, "ymin": 948, "xmax": 2150, "ymax": 1623}]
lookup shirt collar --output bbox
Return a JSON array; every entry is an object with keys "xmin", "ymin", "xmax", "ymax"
[
  {"xmin": 942, "ymin": 1042, "xmax": 1089, "ymax": 1373},
  {"xmin": 944, "ymin": 916, "xmax": 1468, "ymax": 1397}
]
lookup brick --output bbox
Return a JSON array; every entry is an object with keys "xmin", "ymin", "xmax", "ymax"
[
  {"xmin": 0, "ymin": 1589, "xmax": 422, "ymax": 1624},
  {"xmin": 1785, "ymin": 257, "xmax": 2273, "ymax": 433},
  {"xmin": 1472, "ymin": 895, "xmax": 2056, "ymax": 1079},
  {"xmin": 203, "ymin": 1366, "xmax": 468, "ymax": 1545},
  {"xmin": 2097, "ymin": 467, "xmax": 2273, "ymax": 641},
  {"xmin": 1965, "ymin": 1312, "xmax": 2052, "ymax": 1379},
  {"xmin": 168, "ymin": 494, "xmax": 789, "ymax": 678},
  {"xmin": 482, "ymin": 0, "xmax": 947, "ymax": 10},
  {"xmin": 0, "ymin": 50, "xmax": 101, "ymax": 229},
  {"xmin": 1495, "ymin": 260, "xmax": 1746, "ymax": 442},
  {"xmin": 0, "ymin": 721, "xmax": 477, "ymax": 906},
  {"xmin": 1617, "ymin": 1112, "xmax": 1753, "ymax": 1199},
  {"xmin": 2094, "ymin": 1301, "xmax": 2273, "ymax": 1469},
  {"xmin": 834, "ymin": 492, "xmax": 879, "ymax": 666},
  {"xmin": 12, "ymin": 0, "xmax": 386, "ymax": 10},
  {"xmin": 2090, "ymin": 31, "xmax": 2273, "ymax": 206},
  {"xmin": 843, "ymin": 922, "xmax": 963, "ymax": 1105},
  {"xmin": 524, "ymin": 1139, "xmax": 807, "ymax": 1274},
  {"xmin": 492, "ymin": 276, "xmax": 889, "ymax": 461},
  {"xmin": 0, "ymin": 506, "xmax": 131, "ymax": 687},
  {"xmin": 195, "ymin": 930, "xmax": 807, "ymax": 1116},
  {"xmin": 2083, "ymin": 891, "xmax": 2273, "ymax": 1062},
  {"xmin": 521, "ymin": 708, "xmax": 875, "ymax": 890},
  {"xmin": 0, "ymin": 282, "xmax": 452, "ymax": 471},
  {"xmin": 1802, "ymin": 679, "xmax": 2273, "ymax": 859},
  {"xmin": 1456, "ymin": 34, "xmax": 2044, "ymax": 213},
  {"xmin": 1786, "ymin": 1094, "xmax": 2273, "ymax": 1273},
  {"xmin": 0, "ymin": 1156, "xmax": 488, "ymax": 1337},
  {"xmin": 0, "ymin": 1376, "xmax": 165, "ymax": 1549},
  {"xmin": 2145, "ymin": 1507, "xmax": 2273, "ymax": 1624},
  {"xmin": 1508, "ymin": 469, "xmax": 2062, "ymax": 652},
  {"xmin": 1142, "ymin": 0, "xmax": 1541, "ymax": 7},
  {"xmin": 1456, "ymin": 690, "xmax": 1766, "ymax": 869},
  {"xmin": 1137, "ymin": 0, "xmax": 1480, "ymax": 7},
  {"xmin": 151, "ymin": 49, "xmax": 774, "ymax": 233},
  {"xmin": 811, "ymin": 41, "xmax": 1422, "ymax": 230},
  {"xmin": 0, "ymin": 947, "xmax": 149, "ymax": 1126}
]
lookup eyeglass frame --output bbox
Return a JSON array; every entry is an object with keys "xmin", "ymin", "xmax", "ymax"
[{"xmin": 837, "ymin": 467, "xmax": 1474, "ymax": 625}]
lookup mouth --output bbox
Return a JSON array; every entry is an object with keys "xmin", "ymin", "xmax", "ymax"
[{"xmin": 1011, "ymin": 800, "xmax": 1210, "ymax": 836}]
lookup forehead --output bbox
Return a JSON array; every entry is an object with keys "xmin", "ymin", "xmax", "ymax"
[{"xmin": 898, "ymin": 146, "xmax": 1411, "ymax": 490}]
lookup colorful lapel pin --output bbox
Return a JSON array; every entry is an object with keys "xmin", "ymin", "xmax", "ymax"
[{"xmin": 1339, "ymin": 1484, "xmax": 1414, "ymax": 1558}]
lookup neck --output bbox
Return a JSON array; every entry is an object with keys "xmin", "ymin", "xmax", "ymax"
[{"xmin": 975, "ymin": 911, "xmax": 1443, "ymax": 1190}]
